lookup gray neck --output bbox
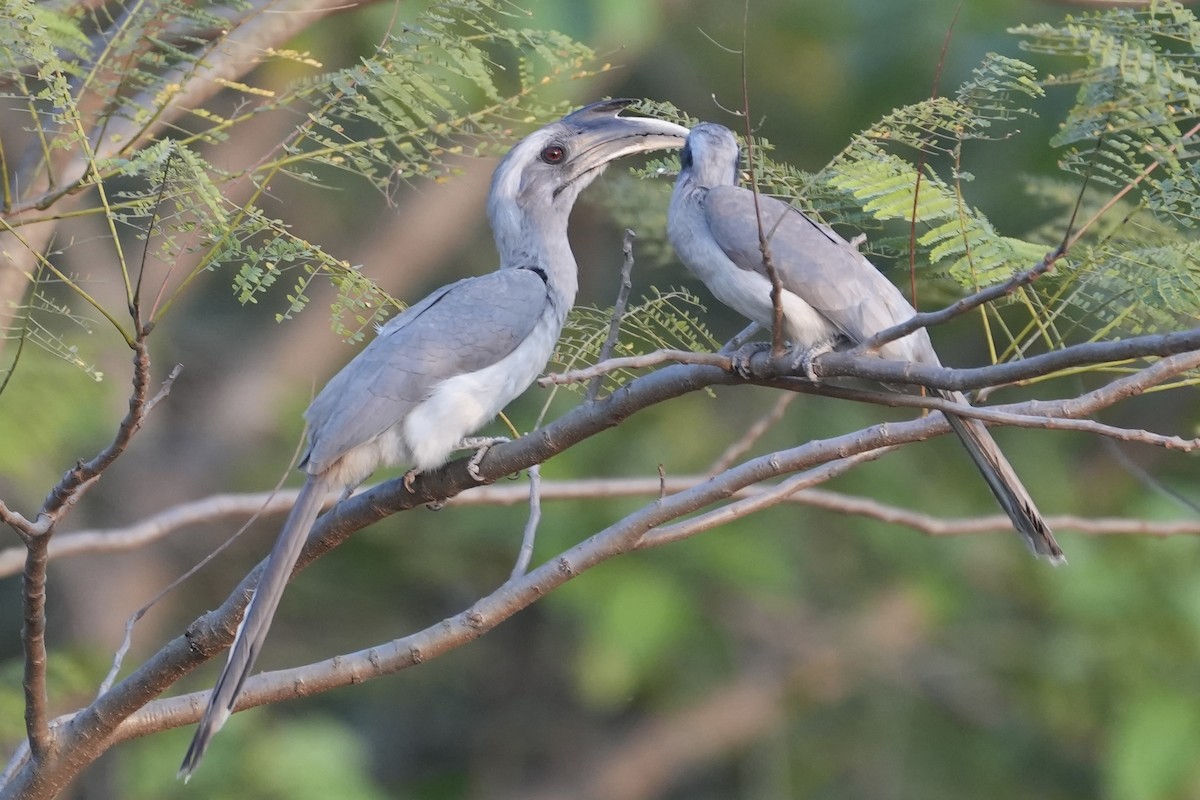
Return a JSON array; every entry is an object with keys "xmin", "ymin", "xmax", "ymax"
[{"xmin": 489, "ymin": 198, "xmax": 580, "ymax": 315}]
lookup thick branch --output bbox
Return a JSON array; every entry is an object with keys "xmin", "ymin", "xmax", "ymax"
[
  {"xmin": 810, "ymin": 329, "xmax": 1200, "ymax": 390},
  {"xmin": 21, "ymin": 540, "xmax": 50, "ymax": 761},
  {"xmin": 101, "ymin": 346, "xmax": 1196, "ymax": 746},
  {"xmin": 546, "ymin": 326, "xmax": 1200, "ymax": 395}
]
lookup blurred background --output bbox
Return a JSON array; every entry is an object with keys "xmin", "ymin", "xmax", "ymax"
[{"xmin": 2, "ymin": 0, "xmax": 1200, "ymax": 798}]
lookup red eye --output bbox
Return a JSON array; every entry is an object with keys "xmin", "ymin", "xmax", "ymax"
[{"xmin": 540, "ymin": 144, "xmax": 566, "ymax": 164}]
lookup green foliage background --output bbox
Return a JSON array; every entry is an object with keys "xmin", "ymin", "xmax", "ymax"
[{"xmin": 0, "ymin": 0, "xmax": 1198, "ymax": 798}]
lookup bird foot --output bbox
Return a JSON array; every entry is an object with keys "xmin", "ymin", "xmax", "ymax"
[
  {"xmin": 789, "ymin": 341, "xmax": 833, "ymax": 382},
  {"xmin": 848, "ymin": 233, "xmax": 868, "ymax": 251},
  {"xmin": 402, "ymin": 468, "xmax": 445, "ymax": 508},
  {"xmin": 729, "ymin": 341, "xmax": 771, "ymax": 378},
  {"xmin": 459, "ymin": 436, "xmax": 511, "ymax": 483}
]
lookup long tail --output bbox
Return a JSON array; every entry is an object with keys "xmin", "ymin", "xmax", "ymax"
[
  {"xmin": 939, "ymin": 390, "xmax": 1065, "ymax": 564},
  {"xmin": 179, "ymin": 474, "xmax": 333, "ymax": 780}
]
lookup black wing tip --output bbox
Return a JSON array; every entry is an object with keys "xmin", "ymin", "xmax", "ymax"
[
  {"xmin": 1019, "ymin": 503, "xmax": 1067, "ymax": 565},
  {"xmin": 177, "ymin": 644, "xmax": 256, "ymax": 780},
  {"xmin": 177, "ymin": 727, "xmax": 210, "ymax": 782}
]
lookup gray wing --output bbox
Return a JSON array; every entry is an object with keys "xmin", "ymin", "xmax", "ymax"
[
  {"xmin": 704, "ymin": 185, "xmax": 936, "ymax": 363},
  {"xmin": 302, "ymin": 268, "xmax": 549, "ymax": 473}
]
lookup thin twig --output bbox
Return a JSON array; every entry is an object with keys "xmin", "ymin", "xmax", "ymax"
[
  {"xmin": 907, "ymin": 3, "xmax": 962, "ymax": 307},
  {"xmin": 706, "ymin": 393, "xmax": 796, "ymax": 476},
  {"xmin": 541, "ymin": 349, "xmax": 731, "ymax": 386},
  {"xmin": 763, "ymin": 381, "xmax": 1200, "ymax": 452},
  {"xmin": 720, "ymin": 321, "xmax": 761, "ymax": 353},
  {"xmin": 737, "ymin": 0, "xmax": 785, "ymax": 357},
  {"xmin": 851, "ymin": 258, "xmax": 1057, "ymax": 355},
  {"xmin": 1063, "ymin": 118, "xmax": 1200, "ymax": 253},
  {"xmin": 1102, "ymin": 437, "xmax": 1200, "ymax": 515},
  {"xmin": 38, "ymin": 341, "xmax": 169, "ymax": 526},
  {"xmin": 0, "ymin": 500, "xmax": 34, "ymax": 540},
  {"xmin": 10, "ymin": 427, "xmax": 1200, "ymax": 578},
  {"xmin": 794, "ymin": 488, "xmax": 1200, "ymax": 538},
  {"xmin": 643, "ymin": 447, "xmax": 899, "ymax": 548},
  {"xmin": 96, "ymin": 429, "xmax": 311, "ymax": 696},
  {"xmin": 131, "ymin": 148, "xmax": 176, "ymax": 326},
  {"xmin": 18, "ymin": 334, "xmax": 177, "ymax": 763},
  {"xmin": 588, "ymin": 229, "xmax": 638, "ymax": 402},
  {"xmin": 509, "ymin": 464, "xmax": 541, "ymax": 580}
]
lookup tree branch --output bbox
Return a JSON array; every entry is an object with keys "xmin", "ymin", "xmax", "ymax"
[
  {"xmin": 510, "ymin": 464, "xmax": 541, "ymax": 579},
  {"xmin": 851, "ymin": 256, "xmax": 1057, "ymax": 355},
  {"xmin": 21, "ymin": 539, "xmax": 50, "ymax": 761},
  {"xmin": 97, "ymin": 348, "xmax": 1199, "ymax": 755},
  {"xmin": 3, "ymin": 340, "xmax": 1197, "ymax": 797},
  {"xmin": 706, "ymin": 391, "xmax": 796, "ymax": 475},
  {"xmin": 545, "ymin": 321, "xmax": 1200, "ymax": 398},
  {"xmin": 540, "ymin": 349, "xmax": 731, "ymax": 386},
  {"xmin": 2, "ymin": 332, "xmax": 178, "ymax": 784},
  {"xmin": 588, "ymin": 228, "xmax": 638, "ymax": 401},
  {"xmin": 643, "ymin": 446, "xmax": 900, "ymax": 548},
  {"xmin": 8, "ymin": 451, "xmax": 1200, "ymax": 582},
  {"xmin": 782, "ymin": 327, "xmax": 1200, "ymax": 391},
  {"xmin": 37, "ymin": 344, "xmax": 179, "ymax": 529}
]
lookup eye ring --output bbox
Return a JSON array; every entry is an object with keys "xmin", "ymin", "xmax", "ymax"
[{"xmin": 540, "ymin": 144, "xmax": 566, "ymax": 164}]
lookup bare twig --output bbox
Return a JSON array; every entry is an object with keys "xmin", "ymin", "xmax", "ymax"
[
  {"xmin": 37, "ymin": 343, "xmax": 179, "ymax": 528},
  {"xmin": 720, "ymin": 321, "xmax": 762, "ymax": 353},
  {"xmin": 1063, "ymin": 118, "xmax": 1200, "ymax": 253},
  {"xmin": 0, "ymin": 500, "xmax": 33, "ymax": 539},
  {"xmin": 0, "ymin": 491, "xmax": 305, "ymax": 577},
  {"xmin": 706, "ymin": 392, "xmax": 796, "ymax": 475},
  {"xmin": 795, "ymin": 487, "xmax": 1200, "ymax": 538},
  {"xmin": 1101, "ymin": 437, "xmax": 1200, "ymax": 515},
  {"xmin": 735, "ymin": 0, "xmax": 785, "ymax": 357},
  {"xmin": 588, "ymin": 229, "xmax": 638, "ymax": 402},
  {"xmin": 509, "ymin": 464, "xmax": 541, "ymax": 580},
  {"xmin": 766, "ymin": 380, "xmax": 1200, "ymax": 452},
  {"xmin": 10, "ymin": 443, "xmax": 1200, "ymax": 579},
  {"xmin": 906, "ymin": 3, "xmax": 962, "ymax": 307},
  {"xmin": 13, "ymin": 335, "xmax": 178, "ymax": 764},
  {"xmin": 643, "ymin": 446, "xmax": 900, "ymax": 548},
  {"xmin": 97, "ymin": 430, "xmax": 310, "ymax": 696},
  {"xmin": 851, "ymin": 258, "xmax": 1058, "ymax": 356},
  {"xmin": 541, "ymin": 349, "xmax": 730, "ymax": 386}
]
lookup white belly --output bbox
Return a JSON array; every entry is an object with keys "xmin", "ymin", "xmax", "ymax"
[
  {"xmin": 400, "ymin": 313, "xmax": 558, "ymax": 470},
  {"xmin": 670, "ymin": 196, "xmax": 838, "ymax": 348}
]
